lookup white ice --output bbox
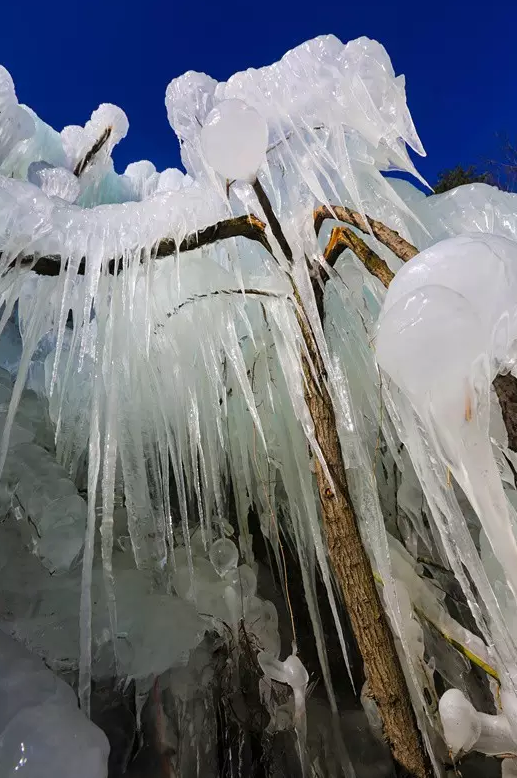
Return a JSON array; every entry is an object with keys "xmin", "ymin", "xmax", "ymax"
[
  {"xmin": 0, "ymin": 630, "xmax": 109, "ymax": 778},
  {"xmin": 201, "ymin": 99, "xmax": 268, "ymax": 182}
]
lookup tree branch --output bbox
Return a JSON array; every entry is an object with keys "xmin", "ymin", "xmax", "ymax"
[
  {"xmin": 323, "ymin": 225, "xmax": 395, "ymax": 288},
  {"xmin": 10, "ymin": 214, "xmax": 272, "ymax": 277},
  {"xmin": 252, "ymin": 179, "xmax": 292, "ymax": 263},
  {"xmin": 158, "ymin": 287, "xmax": 286, "ymax": 320},
  {"xmin": 314, "ymin": 204, "xmax": 418, "ymax": 262},
  {"xmin": 74, "ymin": 126, "xmax": 113, "ymax": 177}
]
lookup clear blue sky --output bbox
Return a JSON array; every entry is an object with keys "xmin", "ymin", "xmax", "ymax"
[{"xmin": 1, "ymin": 0, "xmax": 516, "ymax": 185}]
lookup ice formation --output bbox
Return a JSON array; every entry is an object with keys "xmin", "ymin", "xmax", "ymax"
[
  {"xmin": 201, "ymin": 99, "xmax": 268, "ymax": 182},
  {"xmin": 0, "ymin": 30, "xmax": 516, "ymax": 777},
  {"xmin": 0, "ymin": 630, "xmax": 109, "ymax": 777}
]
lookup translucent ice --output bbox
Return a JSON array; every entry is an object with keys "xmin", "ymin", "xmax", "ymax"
[
  {"xmin": 376, "ymin": 234, "xmax": 517, "ymax": 621},
  {"xmin": 28, "ymin": 162, "xmax": 80, "ymax": 203},
  {"xmin": 439, "ymin": 687, "xmax": 517, "ymax": 758},
  {"xmin": 258, "ymin": 651, "xmax": 309, "ymax": 772},
  {"xmin": 201, "ymin": 99, "xmax": 268, "ymax": 182},
  {"xmin": 504, "ymin": 759, "xmax": 517, "ymax": 777},
  {"xmin": 2, "ymin": 34, "xmax": 517, "ymax": 774},
  {"xmin": 208, "ymin": 537, "xmax": 239, "ymax": 576},
  {"xmin": 0, "ymin": 631, "xmax": 109, "ymax": 778},
  {"xmin": 0, "ymin": 66, "xmax": 35, "ymax": 164},
  {"xmin": 3, "ymin": 442, "xmax": 87, "ymax": 573},
  {"xmin": 223, "ymin": 563, "xmax": 257, "ymax": 598}
]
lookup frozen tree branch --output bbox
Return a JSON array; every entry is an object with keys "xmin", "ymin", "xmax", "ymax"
[
  {"xmin": 73, "ymin": 126, "xmax": 113, "ymax": 177},
  {"xmin": 9, "ymin": 214, "xmax": 272, "ymax": 277},
  {"xmin": 314, "ymin": 204, "xmax": 418, "ymax": 262},
  {"xmin": 160, "ymin": 288, "xmax": 287, "ymax": 319},
  {"xmin": 154, "ymin": 214, "xmax": 272, "ymax": 261},
  {"xmin": 373, "ymin": 570, "xmax": 498, "ymax": 681},
  {"xmin": 252, "ymin": 179, "xmax": 293, "ymax": 263},
  {"xmin": 323, "ymin": 225, "xmax": 395, "ymax": 288}
]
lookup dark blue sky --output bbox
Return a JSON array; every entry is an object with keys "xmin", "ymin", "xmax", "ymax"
[{"xmin": 1, "ymin": 0, "xmax": 516, "ymax": 185}]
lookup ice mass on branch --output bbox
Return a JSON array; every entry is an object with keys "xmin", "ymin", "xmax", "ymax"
[{"xmin": 1, "ymin": 31, "xmax": 517, "ymax": 778}]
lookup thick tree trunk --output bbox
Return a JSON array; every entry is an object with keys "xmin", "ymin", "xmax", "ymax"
[
  {"xmin": 295, "ymin": 298, "xmax": 431, "ymax": 777},
  {"xmin": 251, "ymin": 176, "xmax": 430, "ymax": 776},
  {"xmin": 494, "ymin": 374, "xmax": 517, "ymax": 453}
]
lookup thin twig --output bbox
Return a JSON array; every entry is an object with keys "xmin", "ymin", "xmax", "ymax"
[
  {"xmin": 372, "ymin": 571, "xmax": 498, "ymax": 681},
  {"xmin": 158, "ymin": 288, "xmax": 286, "ymax": 320}
]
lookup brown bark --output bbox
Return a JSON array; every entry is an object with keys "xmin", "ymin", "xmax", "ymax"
[
  {"xmin": 320, "ymin": 209, "xmax": 517, "ymax": 480},
  {"xmin": 74, "ymin": 126, "xmax": 113, "ymax": 177},
  {"xmin": 323, "ymin": 225, "xmax": 395, "ymax": 287},
  {"xmin": 314, "ymin": 204, "xmax": 418, "ymax": 262},
  {"xmin": 295, "ymin": 291, "xmax": 431, "ymax": 777},
  {"xmin": 7, "ymin": 214, "xmax": 271, "ymax": 277},
  {"xmin": 256, "ymin": 183, "xmax": 431, "ymax": 774},
  {"xmin": 494, "ymin": 374, "xmax": 517, "ymax": 453}
]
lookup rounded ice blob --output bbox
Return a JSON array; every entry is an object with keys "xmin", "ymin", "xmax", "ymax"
[
  {"xmin": 383, "ymin": 234, "xmax": 517, "ymax": 333},
  {"xmin": 376, "ymin": 284, "xmax": 487, "ymax": 407},
  {"xmin": 439, "ymin": 688, "xmax": 481, "ymax": 756},
  {"xmin": 224, "ymin": 564, "xmax": 257, "ymax": 598},
  {"xmin": 209, "ymin": 537, "xmax": 239, "ymax": 576},
  {"xmin": 28, "ymin": 162, "xmax": 80, "ymax": 203},
  {"xmin": 200, "ymin": 99, "xmax": 268, "ymax": 182}
]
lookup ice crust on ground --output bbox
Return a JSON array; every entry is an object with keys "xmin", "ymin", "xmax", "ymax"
[
  {"xmin": 1, "ymin": 31, "xmax": 517, "ymax": 776},
  {"xmin": 0, "ymin": 630, "xmax": 109, "ymax": 778}
]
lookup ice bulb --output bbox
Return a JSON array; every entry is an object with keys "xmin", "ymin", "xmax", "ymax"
[
  {"xmin": 224, "ymin": 564, "xmax": 257, "ymax": 598},
  {"xmin": 200, "ymin": 99, "xmax": 268, "ymax": 182},
  {"xmin": 209, "ymin": 537, "xmax": 239, "ymax": 576}
]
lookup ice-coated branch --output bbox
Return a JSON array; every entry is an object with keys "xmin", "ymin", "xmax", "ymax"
[
  {"xmin": 314, "ymin": 204, "xmax": 418, "ymax": 262},
  {"xmin": 373, "ymin": 569, "xmax": 498, "ymax": 681},
  {"xmin": 73, "ymin": 126, "xmax": 113, "ymax": 177},
  {"xmin": 252, "ymin": 179, "xmax": 293, "ymax": 263},
  {"xmin": 323, "ymin": 225, "xmax": 395, "ymax": 288},
  {"xmin": 9, "ymin": 214, "xmax": 272, "ymax": 277},
  {"xmin": 162, "ymin": 288, "xmax": 287, "ymax": 318}
]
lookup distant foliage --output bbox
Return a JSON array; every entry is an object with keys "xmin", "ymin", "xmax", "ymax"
[{"xmin": 433, "ymin": 165, "xmax": 492, "ymax": 194}]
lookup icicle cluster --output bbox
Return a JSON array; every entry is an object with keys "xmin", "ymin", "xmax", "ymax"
[{"xmin": 1, "ymin": 32, "xmax": 517, "ymax": 776}]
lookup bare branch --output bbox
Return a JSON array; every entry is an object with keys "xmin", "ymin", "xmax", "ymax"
[
  {"xmin": 155, "ymin": 214, "xmax": 272, "ymax": 261},
  {"xmin": 314, "ymin": 204, "xmax": 418, "ymax": 262},
  {"xmin": 323, "ymin": 225, "xmax": 395, "ymax": 288},
  {"xmin": 252, "ymin": 179, "xmax": 292, "ymax": 263},
  {"xmin": 159, "ymin": 287, "xmax": 286, "ymax": 320},
  {"xmin": 10, "ymin": 214, "xmax": 272, "ymax": 277},
  {"xmin": 74, "ymin": 126, "xmax": 113, "ymax": 177}
]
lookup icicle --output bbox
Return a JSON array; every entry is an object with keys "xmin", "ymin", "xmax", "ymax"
[{"xmin": 78, "ymin": 330, "xmax": 101, "ymax": 717}]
